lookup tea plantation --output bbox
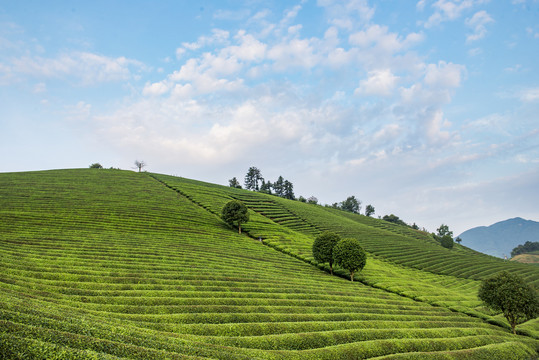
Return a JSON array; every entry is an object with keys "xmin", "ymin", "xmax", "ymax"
[{"xmin": 1, "ymin": 169, "xmax": 538, "ymax": 359}]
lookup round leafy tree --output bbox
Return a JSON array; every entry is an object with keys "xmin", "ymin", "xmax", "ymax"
[
  {"xmin": 333, "ymin": 238, "xmax": 367, "ymax": 282},
  {"xmin": 440, "ymin": 235, "xmax": 454, "ymax": 249},
  {"xmin": 221, "ymin": 200, "xmax": 249, "ymax": 234},
  {"xmin": 478, "ymin": 271, "xmax": 539, "ymax": 334},
  {"xmin": 312, "ymin": 231, "xmax": 341, "ymax": 275}
]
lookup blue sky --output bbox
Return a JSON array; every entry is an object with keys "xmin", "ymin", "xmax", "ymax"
[{"xmin": 1, "ymin": 0, "xmax": 538, "ymax": 234}]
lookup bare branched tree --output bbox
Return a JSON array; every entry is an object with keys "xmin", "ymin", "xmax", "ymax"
[{"xmin": 134, "ymin": 160, "xmax": 146, "ymax": 172}]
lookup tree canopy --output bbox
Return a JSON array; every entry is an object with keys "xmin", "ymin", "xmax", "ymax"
[
  {"xmin": 440, "ymin": 236, "xmax": 454, "ymax": 249},
  {"xmin": 478, "ymin": 271, "xmax": 539, "ymax": 334},
  {"xmin": 365, "ymin": 204, "xmax": 375, "ymax": 217},
  {"xmin": 511, "ymin": 241, "xmax": 539, "ymax": 257},
  {"xmin": 433, "ymin": 224, "xmax": 454, "ymax": 249},
  {"xmin": 312, "ymin": 231, "xmax": 341, "ymax": 275},
  {"xmin": 339, "ymin": 196, "xmax": 361, "ymax": 214},
  {"xmin": 333, "ymin": 238, "xmax": 367, "ymax": 281},
  {"xmin": 382, "ymin": 214, "xmax": 407, "ymax": 226},
  {"xmin": 89, "ymin": 163, "xmax": 103, "ymax": 169},
  {"xmin": 134, "ymin": 160, "xmax": 146, "ymax": 172},
  {"xmin": 228, "ymin": 177, "xmax": 242, "ymax": 189},
  {"xmin": 244, "ymin": 167, "xmax": 263, "ymax": 191},
  {"xmin": 221, "ymin": 200, "xmax": 249, "ymax": 234}
]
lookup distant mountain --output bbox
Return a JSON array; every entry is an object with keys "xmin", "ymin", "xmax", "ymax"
[{"xmin": 458, "ymin": 217, "xmax": 539, "ymax": 258}]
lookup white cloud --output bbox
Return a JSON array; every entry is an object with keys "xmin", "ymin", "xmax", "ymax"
[
  {"xmin": 349, "ymin": 24, "xmax": 423, "ymax": 53},
  {"xmin": 465, "ymin": 10, "xmax": 494, "ymax": 42},
  {"xmin": 424, "ymin": 61, "xmax": 465, "ymax": 88},
  {"xmin": 267, "ymin": 38, "xmax": 318, "ymax": 70},
  {"xmin": 225, "ymin": 31, "xmax": 267, "ymax": 62},
  {"xmin": 355, "ymin": 69, "xmax": 399, "ymax": 96},
  {"xmin": 317, "ymin": 0, "xmax": 374, "ymax": 30},
  {"xmin": 519, "ymin": 87, "xmax": 539, "ymax": 102},
  {"xmin": 9, "ymin": 51, "xmax": 145, "ymax": 85},
  {"xmin": 33, "ymin": 82, "xmax": 46, "ymax": 93},
  {"xmin": 178, "ymin": 29, "xmax": 230, "ymax": 53},
  {"xmin": 424, "ymin": 109, "xmax": 452, "ymax": 145},
  {"xmin": 143, "ymin": 81, "xmax": 170, "ymax": 96},
  {"xmin": 424, "ymin": 0, "xmax": 490, "ymax": 28}
]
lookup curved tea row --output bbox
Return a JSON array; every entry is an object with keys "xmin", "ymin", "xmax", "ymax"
[{"xmin": 0, "ymin": 169, "xmax": 537, "ymax": 359}]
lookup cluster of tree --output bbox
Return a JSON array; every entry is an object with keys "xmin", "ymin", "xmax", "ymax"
[
  {"xmin": 230, "ymin": 167, "xmax": 377, "ymax": 216},
  {"xmin": 329, "ymin": 196, "xmax": 361, "ymax": 214},
  {"xmin": 89, "ymin": 163, "xmax": 120, "ymax": 170},
  {"xmin": 312, "ymin": 231, "xmax": 367, "ymax": 281},
  {"xmin": 511, "ymin": 241, "xmax": 539, "ymax": 257},
  {"xmin": 382, "ymin": 214, "xmax": 408, "ymax": 226},
  {"xmin": 478, "ymin": 271, "xmax": 538, "ymax": 334},
  {"xmin": 298, "ymin": 196, "xmax": 319, "ymax": 205},
  {"xmin": 230, "ymin": 167, "xmax": 295, "ymax": 200}
]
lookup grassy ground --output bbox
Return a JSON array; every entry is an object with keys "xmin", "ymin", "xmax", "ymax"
[{"xmin": 0, "ymin": 169, "xmax": 537, "ymax": 359}]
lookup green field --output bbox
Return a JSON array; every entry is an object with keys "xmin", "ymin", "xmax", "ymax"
[{"xmin": 1, "ymin": 169, "xmax": 538, "ymax": 359}]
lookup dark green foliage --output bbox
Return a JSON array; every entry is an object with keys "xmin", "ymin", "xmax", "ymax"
[
  {"xmin": 259, "ymin": 180, "xmax": 272, "ymax": 194},
  {"xmin": 333, "ymin": 238, "xmax": 367, "ymax": 281},
  {"xmin": 383, "ymin": 214, "xmax": 408, "ymax": 226},
  {"xmin": 365, "ymin": 204, "xmax": 375, "ymax": 217},
  {"xmin": 441, "ymin": 235, "xmax": 454, "ymax": 249},
  {"xmin": 511, "ymin": 241, "xmax": 539, "ymax": 257},
  {"xmin": 283, "ymin": 180, "xmax": 295, "ymax": 200},
  {"xmin": 478, "ymin": 271, "xmax": 539, "ymax": 334},
  {"xmin": 228, "ymin": 177, "xmax": 242, "ymax": 189},
  {"xmin": 339, "ymin": 196, "xmax": 361, "ymax": 214},
  {"xmin": 312, "ymin": 231, "xmax": 341, "ymax": 275},
  {"xmin": 244, "ymin": 166, "xmax": 263, "ymax": 191},
  {"xmin": 436, "ymin": 224, "xmax": 454, "ymax": 238},
  {"xmin": 433, "ymin": 224, "xmax": 455, "ymax": 248},
  {"xmin": 273, "ymin": 176, "xmax": 284, "ymax": 196},
  {"xmin": 89, "ymin": 163, "xmax": 103, "ymax": 169},
  {"xmin": 221, "ymin": 200, "xmax": 249, "ymax": 234}
]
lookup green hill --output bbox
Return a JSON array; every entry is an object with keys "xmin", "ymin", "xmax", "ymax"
[{"xmin": 0, "ymin": 169, "xmax": 538, "ymax": 359}]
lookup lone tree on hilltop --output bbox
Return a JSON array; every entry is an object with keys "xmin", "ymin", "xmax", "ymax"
[
  {"xmin": 312, "ymin": 231, "xmax": 341, "ymax": 275},
  {"xmin": 478, "ymin": 271, "xmax": 539, "ymax": 334},
  {"xmin": 222, "ymin": 200, "xmax": 249, "ymax": 234},
  {"xmin": 134, "ymin": 160, "xmax": 146, "ymax": 172},
  {"xmin": 89, "ymin": 163, "xmax": 103, "ymax": 169},
  {"xmin": 365, "ymin": 204, "xmax": 375, "ymax": 217},
  {"xmin": 333, "ymin": 238, "xmax": 367, "ymax": 281}
]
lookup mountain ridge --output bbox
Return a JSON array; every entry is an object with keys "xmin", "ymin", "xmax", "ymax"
[{"xmin": 458, "ymin": 217, "xmax": 539, "ymax": 258}]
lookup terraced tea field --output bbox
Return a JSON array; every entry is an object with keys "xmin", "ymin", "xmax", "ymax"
[{"xmin": 1, "ymin": 169, "xmax": 538, "ymax": 359}]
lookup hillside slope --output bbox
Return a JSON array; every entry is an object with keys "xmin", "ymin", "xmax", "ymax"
[
  {"xmin": 0, "ymin": 169, "xmax": 538, "ymax": 359},
  {"xmin": 458, "ymin": 218, "xmax": 539, "ymax": 258}
]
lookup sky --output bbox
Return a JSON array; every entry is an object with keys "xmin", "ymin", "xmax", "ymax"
[{"xmin": 1, "ymin": 0, "xmax": 538, "ymax": 235}]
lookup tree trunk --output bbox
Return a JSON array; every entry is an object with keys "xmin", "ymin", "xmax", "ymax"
[
  {"xmin": 350, "ymin": 271, "xmax": 354, "ymax": 281},
  {"xmin": 238, "ymin": 224, "xmax": 242, "ymax": 234},
  {"xmin": 329, "ymin": 263, "xmax": 333, "ymax": 275}
]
